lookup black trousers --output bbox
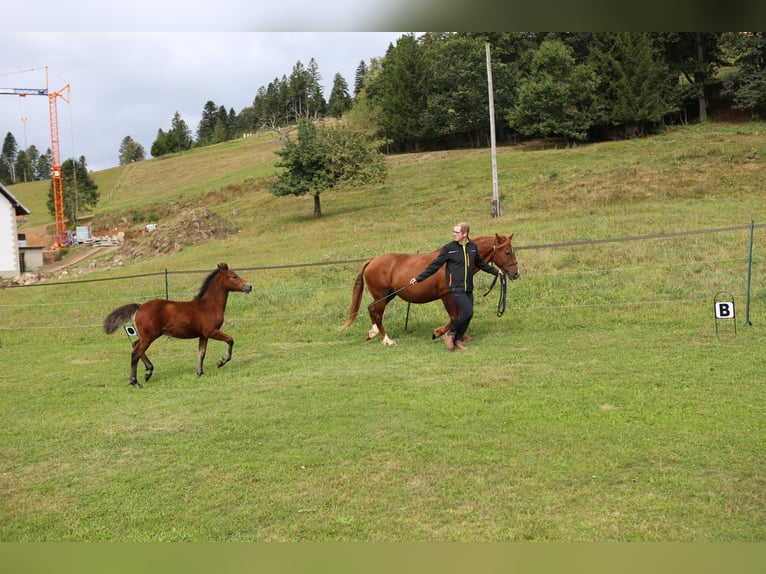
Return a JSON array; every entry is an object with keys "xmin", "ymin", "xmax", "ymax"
[{"xmin": 449, "ymin": 290, "xmax": 474, "ymax": 340}]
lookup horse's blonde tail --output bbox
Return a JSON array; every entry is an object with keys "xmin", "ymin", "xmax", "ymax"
[
  {"xmin": 103, "ymin": 303, "xmax": 140, "ymax": 334},
  {"xmin": 341, "ymin": 261, "xmax": 370, "ymax": 330}
]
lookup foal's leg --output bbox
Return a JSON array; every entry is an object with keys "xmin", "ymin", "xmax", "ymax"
[
  {"xmin": 130, "ymin": 338, "xmax": 155, "ymax": 388},
  {"xmin": 208, "ymin": 329, "xmax": 235, "ymax": 368},
  {"xmin": 197, "ymin": 337, "xmax": 208, "ymax": 376}
]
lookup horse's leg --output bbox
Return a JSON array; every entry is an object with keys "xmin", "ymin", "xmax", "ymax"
[
  {"xmin": 367, "ymin": 301, "xmax": 396, "ymax": 346},
  {"xmin": 141, "ymin": 353, "xmax": 154, "ymax": 382},
  {"xmin": 209, "ymin": 330, "xmax": 235, "ymax": 368},
  {"xmin": 197, "ymin": 337, "xmax": 208, "ymax": 376},
  {"xmin": 199, "ymin": 329, "xmax": 234, "ymax": 375},
  {"xmin": 130, "ymin": 338, "xmax": 155, "ymax": 388},
  {"xmin": 432, "ymin": 295, "xmax": 458, "ymax": 340}
]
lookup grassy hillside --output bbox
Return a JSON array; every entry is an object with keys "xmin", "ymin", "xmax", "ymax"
[{"xmin": 2, "ymin": 121, "xmax": 764, "ymax": 541}]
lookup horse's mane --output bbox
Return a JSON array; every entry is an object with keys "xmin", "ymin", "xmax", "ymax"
[{"xmin": 195, "ymin": 267, "xmax": 220, "ymax": 300}]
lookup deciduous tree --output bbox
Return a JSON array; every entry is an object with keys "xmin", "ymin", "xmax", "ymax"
[{"xmin": 269, "ymin": 118, "xmax": 386, "ymax": 217}]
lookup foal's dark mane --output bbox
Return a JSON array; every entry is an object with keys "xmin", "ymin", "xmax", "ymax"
[{"xmin": 195, "ymin": 267, "xmax": 221, "ymax": 300}]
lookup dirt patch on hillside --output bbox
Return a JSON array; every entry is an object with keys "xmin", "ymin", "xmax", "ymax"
[{"xmin": 117, "ymin": 207, "xmax": 238, "ymax": 260}]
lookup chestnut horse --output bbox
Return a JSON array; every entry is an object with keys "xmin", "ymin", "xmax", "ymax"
[
  {"xmin": 342, "ymin": 234, "xmax": 520, "ymax": 346},
  {"xmin": 103, "ymin": 263, "xmax": 252, "ymax": 387}
]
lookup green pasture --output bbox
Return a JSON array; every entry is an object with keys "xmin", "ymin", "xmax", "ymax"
[{"xmin": 1, "ymin": 122, "xmax": 764, "ymax": 541}]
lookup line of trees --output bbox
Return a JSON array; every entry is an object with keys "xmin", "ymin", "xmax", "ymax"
[
  {"xmin": 1, "ymin": 133, "xmax": 52, "ymax": 185},
  {"xmin": 144, "ymin": 32, "xmax": 764, "ymax": 162},
  {"xmin": 4, "ymin": 32, "xmax": 763, "ymax": 182}
]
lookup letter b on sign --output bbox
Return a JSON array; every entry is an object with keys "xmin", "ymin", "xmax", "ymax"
[{"xmin": 715, "ymin": 301, "xmax": 735, "ymax": 319}]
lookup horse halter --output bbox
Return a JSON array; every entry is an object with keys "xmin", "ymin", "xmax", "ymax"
[{"xmin": 491, "ymin": 240, "xmax": 519, "ymax": 274}]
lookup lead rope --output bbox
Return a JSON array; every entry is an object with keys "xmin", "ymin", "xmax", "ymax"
[{"xmin": 496, "ymin": 273, "xmax": 507, "ymax": 317}]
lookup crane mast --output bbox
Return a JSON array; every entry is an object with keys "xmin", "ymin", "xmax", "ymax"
[{"xmin": 1, "ymin": 67, "xmax": 71, "ymax": 248}]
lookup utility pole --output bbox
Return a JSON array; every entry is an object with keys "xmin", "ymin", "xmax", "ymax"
[{"xmin": 486, "ymin": 42, "xmax": 501, "ymax": 218}]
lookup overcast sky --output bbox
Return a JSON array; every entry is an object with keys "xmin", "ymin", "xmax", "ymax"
[{"xmin": 0, "ymin": 32, "xmax": 404, "ymax": 172}]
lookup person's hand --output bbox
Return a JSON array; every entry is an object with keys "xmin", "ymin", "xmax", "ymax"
[
  {"xmin": 498, "ymin": 270, "xmax": 504, "ymax": 276},
  {"xmin": 409, "ymin": 277, "xmax": 417, "ymax": 285}
]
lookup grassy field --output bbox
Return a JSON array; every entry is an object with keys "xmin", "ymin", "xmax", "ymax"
[{"xmin": 1, "ymin": 121, "xmax": 764, "ymax": 541}]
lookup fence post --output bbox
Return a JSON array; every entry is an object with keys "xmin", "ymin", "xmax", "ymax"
[{"xmin": 743, "ymin": 220, "xmax": 754, "ymax": 327}]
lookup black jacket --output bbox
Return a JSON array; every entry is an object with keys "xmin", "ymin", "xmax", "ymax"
[{"xmin": 415, "ymin": 239, "xmax": 498, "ymax": 293}]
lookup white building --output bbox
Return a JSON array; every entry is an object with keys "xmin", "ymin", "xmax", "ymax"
[{"xmin": 0, "ymin": 182, "xmax": 31, "ymax": 278}]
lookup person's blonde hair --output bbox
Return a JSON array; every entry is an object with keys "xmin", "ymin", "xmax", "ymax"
[{"xmin": 456, "ymin": 222, "xmax": 469, "ymax": 235}]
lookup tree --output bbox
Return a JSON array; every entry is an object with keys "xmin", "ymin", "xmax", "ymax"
[
  {"xmin": 507, "ymin": 39, "xmax": 598, "ymax": 141},
  {"xmin": 659, "ymin": 33, "xmax": 725, "ymax": 122},
  {"xmin": 421, "ymin": 33, "xmax": 516, "ymax": 147},
  {"xmin": 47, "ymin": 156, "xmax": 98, "ymax": 226},
  {"xmin": 354, "ymin": 60, "xmax": 368, "ymax": 97},
  {"xmin": 721, "ymin": 32, "xmax": 766, "ymax": 115},
  {"xmin": 197, "ymin": 101, "xmax": 218, "ymax": 146},
  {"xmin": 589, "ymin": 33, "xmax": 678, "ymax": 138},
  {"xmin": 368, "ymin": 33, "xmax": 431, "ymax": 151},
  {"xmin": 13, "ymin": 149, "xmax": 33, "ymax": 183},
  {"xmin": 269, "ymin": 118, "xmax": 387, "ymax": 217},
  {"xmin": 150, "ymin": 128, "xmax": 169, "ymax": 157},
  {"xmin": 169, "ymin": 111, "xmax": 193, "ymax": 151},
  {"xmin": 22, "ymin": 145, "xmax": 41, "ymax": 181},
  {"xmin": 36, "ymin": 148, "xmax": 52, "ymax": 181},
  {"xmin": 1, "ymin": 132, "xmax": 18, "ymax": 184},
  {"xmin": 118, "ymin": 136, "xmax": 146, "ymax": 165},
  {"xmin": 306, "ymin": 58, "xmax": 327, "ymax": 118},
  {"xmin": 327, "ymin": 73, "xmax": 352, "ymax": 118}
]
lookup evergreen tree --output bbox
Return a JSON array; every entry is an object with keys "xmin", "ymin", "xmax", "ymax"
[
  {"xmin": 369, "ymin": 34, "xmax": 431, "ymax": 151},
  {"xmin": 421, "ymin": 33, "xmax": 515, "ymax": 146},
  {"xmin": 306, "ymin": 58, "xmax": 327, "ymax": 118},
  {"xmin": 23, "ymin": 145, "xmax": 41, "ymax": 181},
  {"xmin": 47, "ymin": 156, "xmax": 98, "ymax": 226},
  {"xmin": 328, "ymin": 73, "xmax": 352, "ymax": 118},
  {"xmin": 589, "ymin": 33, "xmax": 677, "ymax": 137},
  {"xmin": 1, "ymin": 132, "xmax": 18, "ymax": 184},
  {"xmin": 197, "ymin": 101, "xmax": 218, "ymax": 145},
  {"xmin": 507, "ymin": 39, "xmax": 598, "ymax": 141},
  {"xmin": 36, "ymin": 148, "xmax": 52, "ymax": 181},
  {"xmin": 354, "ymin": 60, "xmax": 368, "ymax": 97},
  {"xmin": 13, "ymin": 149, "xmax": 33, "ymax": 183},
  {"xmin": 118, "ymin": 135, "xmax": 146, "ymax": 165},
  {"xmin": 169, "ymin": 111, "xmax": 193, "ymax": 151},
  {"xmin": 150, "ymin": 128, "xmax": 169, "ymax": 157},
  {"xmin": 288, "ymin": 61, "xmax": 309, "ymax": 121},
  {"xmin": 228, "ymin": 107, "xmax": 238, "ymax": 138}
]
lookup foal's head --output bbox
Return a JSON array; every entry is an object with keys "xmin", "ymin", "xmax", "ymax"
[{"xmin": 196, "ymin": 263, "xmax": 253, "ymax": 299}]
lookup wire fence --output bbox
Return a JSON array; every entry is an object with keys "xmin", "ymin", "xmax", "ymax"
[{"xmin": 0, "ymin": 223, "xmax": 761, "ymax": 339}]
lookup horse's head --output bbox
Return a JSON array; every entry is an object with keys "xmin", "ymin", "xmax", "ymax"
[
  {"xmin": 217, "ymin": 262, "xmax": 253, "ymax": 294},
  {"xmin": 489, "ymin": 234, "xmax": 520, "ymax": 280}
]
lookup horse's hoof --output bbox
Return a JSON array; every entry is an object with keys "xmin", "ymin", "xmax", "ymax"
[{"xmin": 130, "ymin": 380, "xmax": 143, "ymax": 389}]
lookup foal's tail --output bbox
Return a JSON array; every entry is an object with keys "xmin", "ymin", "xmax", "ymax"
[
  {"xmin": 103, "ymin": 303, "xmax": 140, "ymax": 334},
  {"xmin": 341, "ymin": 260, "xmax": 371, "ymax": 330}
]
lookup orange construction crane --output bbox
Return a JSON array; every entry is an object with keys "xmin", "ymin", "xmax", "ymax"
[{"xmin": 1, "ymin": 67, "xmax": 71, "ymax": 248}]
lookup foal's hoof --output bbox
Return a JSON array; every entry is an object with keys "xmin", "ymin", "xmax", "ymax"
[{"xmin": 130, "ymin": 380, "xmax": 144, "ymax": 389}]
